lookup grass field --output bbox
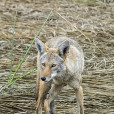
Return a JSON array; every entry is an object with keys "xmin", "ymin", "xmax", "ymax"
[{"xmin": 0, "ymin": 0, "xmax": 114, "ymax": 114}]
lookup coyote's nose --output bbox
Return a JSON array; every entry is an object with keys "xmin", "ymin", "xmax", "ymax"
[{"xmin": 41, "ymin": 77, "xmax": 46, "ymax": 81}]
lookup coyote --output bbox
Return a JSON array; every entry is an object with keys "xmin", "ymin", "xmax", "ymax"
[{"xmin": 35, "ymin": 37, "xmax": 84, "ymax": 114}]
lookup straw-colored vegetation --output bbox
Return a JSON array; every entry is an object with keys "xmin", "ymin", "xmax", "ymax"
[{"xmin": 0, "ymin": 0, "xmax": 113, "ymax": 113}]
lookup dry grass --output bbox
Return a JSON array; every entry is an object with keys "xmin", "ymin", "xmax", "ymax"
[{"xmin": 0, "ymin": 0, "xmax": 114, "ymax": 113}]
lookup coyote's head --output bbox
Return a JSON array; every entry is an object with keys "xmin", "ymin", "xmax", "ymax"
[{"xmin": 36, "ymin": 39, "xmax": 70, "ymax": 82}]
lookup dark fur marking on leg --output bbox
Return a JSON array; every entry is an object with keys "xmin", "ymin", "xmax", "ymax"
[
  {"xmin": 35, "ymin": 96, "xmax": 38, "ymax": 101},
  {"xmin": 80, "ymin": 105, "xmax": 82, "ymax": 114},
  {"xmin": 50, "ymin": 100, "xmax": 55, "ymax": 114}
]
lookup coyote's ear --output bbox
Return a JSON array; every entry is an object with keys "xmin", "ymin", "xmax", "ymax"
[
  {"xmin": 35, "ymin": 40, "xmax": 46, "ymax": 55},
  {"xmin": 58, "ymin": 40, "xmax": 70, "ymax": 58}
]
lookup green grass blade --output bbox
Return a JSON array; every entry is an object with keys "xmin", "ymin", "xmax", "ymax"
[
  {"xmin": 10, "ymin": 12, "xmax": 17, "ymax": 82},
  {"xmin": 8, "ymin": 68, "xmax": 37, "ymax": 87},
  {"xmin": 0, "ymin": 68, "xmax": 37, "ymax": 93},
  {"xmin": 10, "ymin": 11, "xmax": 52, "ymax": 82}
]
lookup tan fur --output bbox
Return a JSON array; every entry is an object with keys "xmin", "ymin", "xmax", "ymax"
[{"xmin": 35, "ymin": 37, "xmax": 84, "ymax": 114}]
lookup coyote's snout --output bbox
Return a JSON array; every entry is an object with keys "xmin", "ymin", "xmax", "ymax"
[{"xmin": 35, "ymin": 37, "xmax": 84, "ymax": 114}]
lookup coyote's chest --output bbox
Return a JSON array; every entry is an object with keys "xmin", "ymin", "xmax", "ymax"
[{"xmin": 53, "ymin": 71, "xmax": 73, "ymax": 85}]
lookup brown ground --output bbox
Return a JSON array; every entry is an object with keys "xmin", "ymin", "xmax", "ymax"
[{"xmin": 0, "ymin": 0, "xmax": 114, "ymax": 114}]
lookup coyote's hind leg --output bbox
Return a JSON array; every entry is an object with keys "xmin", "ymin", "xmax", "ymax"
[
  {"xmin": 75, "ymin": 86, "xmax": 84, "ymax": 114},
  {"xmin": 69, "ymin": 79, "xmax": 84, "ymax": 114}
]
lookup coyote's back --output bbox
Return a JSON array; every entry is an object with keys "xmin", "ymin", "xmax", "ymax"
[{"xmin": 46, "ymin": 37, "xmax": 84, "ymax": 71}]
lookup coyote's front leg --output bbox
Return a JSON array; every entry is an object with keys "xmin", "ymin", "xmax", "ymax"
[
  {"xmin": 44, "ymin": 84, "xmax": 64, "ymax": 114},
  {"xmin": 36, "ymin": 80, "xmax": 51, "ymax": 114}
]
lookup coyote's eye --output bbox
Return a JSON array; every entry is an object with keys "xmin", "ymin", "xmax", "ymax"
[
  {"xmin": 42, "ymin": 63, "xmax": 45, "ymax": 67},
  {"xmin": 51, "ymin": 64, "xmax": 56, "ymax": 68}
]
